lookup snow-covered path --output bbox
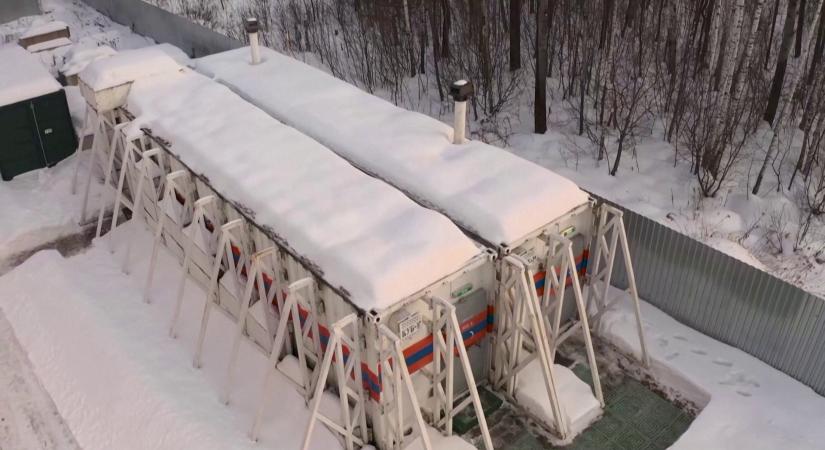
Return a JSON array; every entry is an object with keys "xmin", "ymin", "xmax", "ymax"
[{"xmin": 0, "ymin": 311, "xmax": 80, "ymax": 450}]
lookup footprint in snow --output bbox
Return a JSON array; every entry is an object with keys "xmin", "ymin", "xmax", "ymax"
[
  {"xmin": 719, "ymin": 372, "xmax": 760, "ymax": 389},
  {"xmin": 712, "ymin": 358, "xmax": 733, "ymax": 367},
  {"xmin": 666, "ymin": 352, "xmax": 680, "ymax": 361},
  {"xmin": 673, "ymin": 335, "xmax": 688, "ymax": 342},
  {"xmin": 656, "ymin": 337, "xmax": 668, "ymax": 347},
  {"xmin": 691, "ymin": 348, "xmax": 707, "ymax": 356},
  {"xmin": 736, "ymin": 390, "xmax": 752, "ymax": 397}
]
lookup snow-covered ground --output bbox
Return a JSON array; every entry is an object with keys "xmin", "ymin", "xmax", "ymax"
[
  {"xmin": 0, "ymin": 0, "xmax": 154, "ymax": 73},
  {"xmin": 0, "ymin": 226, "xmax": 343, "ymax": 450},
  {"xmin": 600, "ymin": 289, "xmax": 825, "ymax": 450},
  {"xmin": 0, "ymin": 311, "xmax": 80, "ymax": 449}
]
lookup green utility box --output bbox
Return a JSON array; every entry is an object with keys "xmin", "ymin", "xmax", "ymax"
[
  {"xmin": 0, "ymin": 90, "xmax": 77, "ymax": 180},
  {"xmin": 0, "ymin": 44, "xmax": 78, "ymax": 181}
]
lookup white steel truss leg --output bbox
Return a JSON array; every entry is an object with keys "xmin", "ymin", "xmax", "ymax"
[
  {"xmin": 193, "ymin": 219, "xmax": 249, "ymax": 368},
  {"xmin": 540, "ymin": 234, "xmax": 604, "ymax": 406},
  {"xmin": 301, "ymin": 314, "xmax": 368, "ymax": 450},
  {"xmin": 587, "ymin": 204, "xmax": 650, "ymax": 366},
  {"xmin": 79, "ymin": 110, "xmax": 107, "ymax": 224},
  {"xmin": 71, "ymin": 105, "xmax": 92, "ymax": 196},
  {"xmin": 430, "ymin": 296, "xmax": 494, "ymax": 450},
  {"xmin": 494, "ymin": 256, "xmax": 570, "ymax": 439},
  {"xmin": 288, "ymin": 278, "xmax": 324, "ymax": 403},
  {"xmin": 169, "ymin": 195, "xmax": 217, "ymax": 332},
  {"xmin": 94, "ymin": 120, "xmax": 130, "ymax": 239},
  {"xmin": 121, "ymin": 148, "xmax": 164, "ymax": 274},
  {"xmin": 375, "ymin": 324, "xmax": 432, "ymax": 450},
  {"xmin": 223, "ymin": 246, "xmax": 286, "ymax": 404},
  {"xmin": 250, "ymin": 285, "xmax": 304, "ymax": 441},
  {"xmin": 143, "ymin": 170, "xmax": 188, "ymax": 305}
]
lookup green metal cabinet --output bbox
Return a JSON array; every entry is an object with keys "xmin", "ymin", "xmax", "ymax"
[{"xmin": 0, "ymin": 89, "xmax": 77, "ymax": 181}]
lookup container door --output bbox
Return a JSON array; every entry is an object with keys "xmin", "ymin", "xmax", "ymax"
[
  {"xmin": 31, "ymin": 90, "xmax": 77, "ymax": 167},
  {"xmin": 0, "ymin": 101, "xmax": 44, "ymax": 181},
  {"xmin": 452, "ymin": 287, "xmax": 490, "ymax": 395}
]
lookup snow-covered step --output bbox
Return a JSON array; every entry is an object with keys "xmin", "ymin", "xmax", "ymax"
[{"xmin": 515, "ymin": 360, "xmax": 602, "ymax": 440}]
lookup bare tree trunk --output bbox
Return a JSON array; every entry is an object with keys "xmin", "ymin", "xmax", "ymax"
[
  {"xmin": 807, "ymin": 0, "xmax": 825, "ymax": 86},
  {"xmin": 766, "ymin": 0, "xmax": 781, "ymax": 69},
  {"xmin": 754, "ymin": 0, "xmax": 823, "ymax": 194},
  {"xmin": 509, "ymin": 0, "xmax": 522, "ymax": 70},
  {"xmin": 796, "ymin": 0, "xmax": 807, "ymax": 56},
  {"xmin": 535, "ymin": 0, "xmax": 550, "ymax": 133},
  {"xmin": 765, "ymin": 0, "xmax": 800, "ymax": 124}
]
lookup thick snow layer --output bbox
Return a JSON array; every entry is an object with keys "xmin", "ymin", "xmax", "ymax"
[
  {"xmin": 60, "ymin": 45, "xmax": 117, "ymax": 76},
  {"xmin": 79, "ymin": 46, "xmax": 182, "ymax": 90},
  {"xmin": 197, "ymin": 48, "xmax": 590, "ymax": 246},
  {"xmin": 123, "ymin": 67, "xmax": 480, "ymax": 311},
  {"xmin": 599, "ymin": 289, "xmax": 825, "ymax": 450},
  {"xmin": 26, "ymin": 37, "xmax": 73, "ymax": 53},
  {"xmin": 0, "ymin": 311, "xmax": 80, "ymax": 449},
  {"xmin": 515, "ymin": 360, "xmax": 601, "ymax": 440},
  {"xmin": 19, "ymin": 20, "xmax": 69, "ymax": 39},
  {"xmin": 0, "ymin": 45, "xmax": 61, "ymax": 106},
  {"xmin": 0, "ymin": 229, "xmax": 342, "ymax": 450}
]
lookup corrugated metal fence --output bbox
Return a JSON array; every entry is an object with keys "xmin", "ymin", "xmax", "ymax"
[
  {"xmin": 593, "ymin": 195, "xmax": 825, "ymax": 396},
  {"xmin": 0, "ymin": 0, "xmax": 39, "ymax": 25},
  {"xmin": 81, "ymin": 0, "xmax": 241, "ymax": 57}
]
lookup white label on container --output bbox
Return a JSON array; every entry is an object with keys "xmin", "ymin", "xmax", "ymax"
[{"xmin": 399, "ymin": 312, "xmax": 422, "ymax": 341}]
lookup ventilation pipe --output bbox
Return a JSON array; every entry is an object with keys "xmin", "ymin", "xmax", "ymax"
[
  {"xmin": 450, "ymin": 80, "xmax": 474, "ymax": 144},
  {"xmin": 245, "ymin": 18, "xmax": 261, "ymax": 65}
]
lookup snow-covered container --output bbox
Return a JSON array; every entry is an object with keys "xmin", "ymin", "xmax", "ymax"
[
  {"xmin": 84, "ymin": 50, "xmax": 499, "ymax": 448},
  {"xmin": 78, "ymin": 46, "xmax": 183, "ymax": 112},
  {"xmin": 197, "ymin": 46, "xmax": 605, "ymax": 440}
]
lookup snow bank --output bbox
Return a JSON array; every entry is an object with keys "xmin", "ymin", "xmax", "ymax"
[
  {"xmin": 122, "ymin": 66, "xmax": 479, "ymax": 311},
  {"xmin": 599, "ymin": 289, "xmax": 825, "ymax": 450},
  {"xmin": 197, "ymin": 47, "xmax": 590, "ymax": 246},
  {"xmin": 79, "ymin": 46, "xmax": 182, "ymax": 90},
  {"xmin": 60, "ymin": 45, "xmax": 117, "ymax": 77},
  {"xmin": 515, "ymin": 360, "xmax": 601, "ymax": 440},
  {"xmin": 27, "ymin": 37, "xmax": 73, "ymax": 53},
  {"xmin": 0, "ymin": 230, "xmax": 341, "ymax": 450},
  {"xmin": 19, "ymin": 20, "xmax": 69, "ymax": 38},
  {"xmin": 0, "ymin": 45, "xmax": 61, "ymax": 106}
]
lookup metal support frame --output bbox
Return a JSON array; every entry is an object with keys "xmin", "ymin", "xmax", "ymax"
[
  {"xmin": 223, "ymin": 246, "xmax": 287, "ymax": 404},
  {"xmin": 250, "ymin": 277, "xmax": 308, "ymax": 441},
  {"xmin": 144, "ymin": 170, "xmax": 189, "ymax": 304},
  {"xmin": 540, "ymin": 234, "xmax": 604, "ymax": 406},
  {"xmin": 168, "ymin": 194, "xmax": 219, "ymax": 331},
  {"xmin": 78, "ymin": 108, "xmax": 113, "ymax": 223},
  {"xmin": 193, "ymin": 218, "xmax": 251, "ymax": 368},
  {"xmin": 375, "ymin": 324, "xmax": 432, "ymax": 450},
  {"xmin": 429, "ymin": 296, "xmax": 494, "ymax": 450},
  {"xmin": 493, "ymin": 255, "xmax": 570, "ymax": 439},
  {"xmin": 302, "ymin": 314, "xmax": 368, "ymax": 450},
  {"xmin": 587, "ymin": 204, "xmax": 650, "ymax": 366},
  {"xmin": 288, "ymin": 277, "xmax": 325, "ymax": 403}
]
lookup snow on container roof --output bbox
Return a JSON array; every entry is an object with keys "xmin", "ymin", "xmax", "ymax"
[
  {"xmin": 0, "ymin": 45, "xmax": 61, "ymax": 107},
  {"xmin": 197, "ymin": 47, "xmax": 590, "ymax": 247},
  {"xmin": 123, "ymin": 68, "xmax": 480, "ymax": 312},
  {"xmin": 79, "ymin": 46, "xmax": 182, "ymax": 91},
  {"xmin": 61, "ymin": 45, "xmax": 117, "ymax": 77}
]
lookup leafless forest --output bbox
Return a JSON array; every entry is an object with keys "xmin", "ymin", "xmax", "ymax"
[{"xmin": 150, "ymin": 0, "xmax": 825, "ymax": 250}]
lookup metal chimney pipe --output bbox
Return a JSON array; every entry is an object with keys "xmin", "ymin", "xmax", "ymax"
[
  {"xmin": 245, "ymin": 18, "xmax": 261, "ymax": 65},
  {"xmin": 450, "ymin": 80, "xmax": 474, "ymax": 144}
]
